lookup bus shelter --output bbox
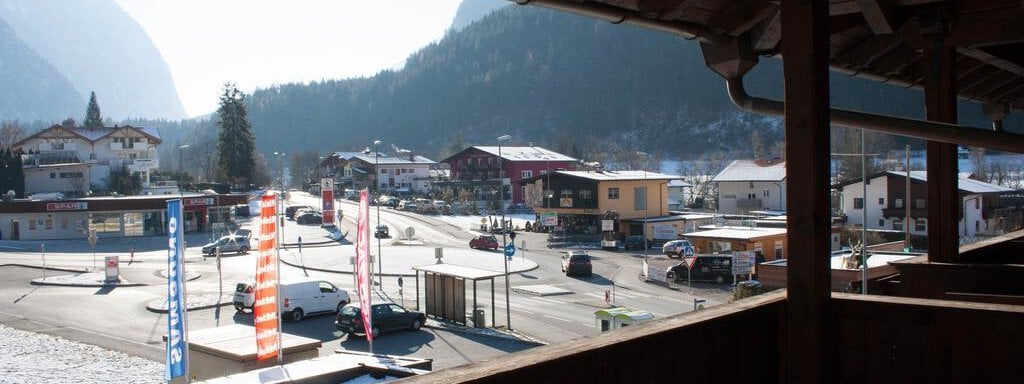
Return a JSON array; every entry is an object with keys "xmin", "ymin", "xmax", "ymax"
[{"xmin": 412, "ymin": 263, "xmax": 505, "ymax": 327}]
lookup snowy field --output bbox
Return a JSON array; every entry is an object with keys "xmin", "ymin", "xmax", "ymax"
[{"xmin": 0, "ymin": 325, "xmax": 162, "ymax": 384}]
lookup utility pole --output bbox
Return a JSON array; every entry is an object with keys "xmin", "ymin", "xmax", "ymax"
[{"xmin": 497, "ymin": 134, "xmax": 512, "ymax": 330}]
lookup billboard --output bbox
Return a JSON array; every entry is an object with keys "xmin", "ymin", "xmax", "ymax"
[{"xmin": 321, "ymin": 178, "xmax": 335, "ymax": 225}]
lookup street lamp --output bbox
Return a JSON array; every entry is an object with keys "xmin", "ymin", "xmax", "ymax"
[
  {"xmin": 497, "ymin": 134, "xmax": 512, "ymax": 330},
  {"xmin": 273, "ymin": 151, "xmax": 286, "ymax": 251},
  {"xmin": 637, "ymin": 151, "xmax": 649, "ymax": 261},
  {"xmin": 371, "ymin": 140, "xmax": 383, "ymax": 288},
  {"xmin": 178, "ymin": 142, "xmax": 190, "ymax": 177}
]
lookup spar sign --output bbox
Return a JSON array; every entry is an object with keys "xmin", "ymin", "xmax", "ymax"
[
  {"xmin": 254, "ymin": 194, "xmax": 281, "ymax": 361},
  {"xmin": 165, "ymin": 199, "xmax": 189, "ymax": 380}
]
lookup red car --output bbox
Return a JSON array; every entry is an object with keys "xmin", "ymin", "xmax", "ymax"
[{"xmin": 469, "ymin": 235, "xmax": 500, "ymax": 250}]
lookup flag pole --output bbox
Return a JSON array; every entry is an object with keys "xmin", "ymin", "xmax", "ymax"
[{"xmin": 275, "ymin": 192, "xmax": 283, "ymax": 366}]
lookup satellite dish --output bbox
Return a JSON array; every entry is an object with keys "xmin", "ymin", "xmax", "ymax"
[{"xmin": 405, "ymin": 226, "xmax": 415, "ymax": 239}]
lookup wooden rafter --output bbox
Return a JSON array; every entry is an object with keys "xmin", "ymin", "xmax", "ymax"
[
  {"xmin": 751, "ymin": 7, "xmax": 781, "ymax": 51},
  {"xmin": 836, "ymin": 33, "xmax": 905, "ymax": 69},
  {"xmin": 856, "ymin": 0, "xmax": 894, "ymax": 34},
  {"xmin": 707, "ymin": 0, "xmax": 778, "ymax": 36}
]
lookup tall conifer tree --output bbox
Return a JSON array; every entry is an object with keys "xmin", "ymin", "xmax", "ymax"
[
  {"xmin": 85, "ymin": 91, "xmax": 103, "ymax": 128},
  {"xmin": 216, "ymin": 83, "xmax": 256, "ymax": 187}
]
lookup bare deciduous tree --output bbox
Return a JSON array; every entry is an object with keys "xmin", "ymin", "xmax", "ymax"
[{"xmin": 1, "ymin": 122, "xmax": 25, "ymax": 149}]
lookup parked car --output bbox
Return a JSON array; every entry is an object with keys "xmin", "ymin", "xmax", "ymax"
[
  {"xmin": 296, "ymin": 212, "xmax": 323, "ymax": 225},
  {"xmin": 335, "ymin": 301, "xmax": 425, "ymax": 338},
  {"xmin": 662, "ymin": 239, "xmax": 696, "ymax": 258},
  {"xmin": 397, "ymin": 200, "xmax": 418, "ymax": 211},
  {"xmin": 624, "ymin": 235, "xmax": 646, "ymax": 251},
  {"xmin": 201, "ymin": 235, "xmax": 251, "ymax": 255},
  {"xmin": 374, "ymin": 224, "xmax": 390, "ymax": 238},
  {"xmin": 376, "ymin": 196, "xmax": 399, "ymax": 208},
  {"xmin": 469, "ymin": 234, "xmax": 500, "ymax": 250},
  {"xmin": 561, "ymin": 251, "xmax": 593, "ymax": 277},
  {"xmin": 233, "ymin": 278, "xmax": 350, "ymax": 321},
  {"xmin": 286, "ymin": 205, "xmax": 313, "ymax": 220},
  {"xmin": 666, "ymin": 255, "xmax": 733, "ymax": 284}
]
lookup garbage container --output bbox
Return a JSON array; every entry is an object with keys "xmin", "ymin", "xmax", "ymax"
[{"xmin": 473, "ymin": 308, "xmax": 486, "ymax": 328}]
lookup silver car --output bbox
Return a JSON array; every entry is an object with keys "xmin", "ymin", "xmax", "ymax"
[{"xmin": 201, "ymin": 235, "xmax": 251, "ymax": 255}]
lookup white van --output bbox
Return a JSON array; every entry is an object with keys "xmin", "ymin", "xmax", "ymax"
[{"xmin": 233, "ymin": 278, "xmax": 350, "ymax": 322}]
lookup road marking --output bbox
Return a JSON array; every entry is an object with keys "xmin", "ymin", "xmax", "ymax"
[
  {"xmin": 543, "ymin": 314, "xmax": 571, "ymax": 322},
  {"xmin": 523, "ymin": 296, "xmax": 564, "ymax": 305}
]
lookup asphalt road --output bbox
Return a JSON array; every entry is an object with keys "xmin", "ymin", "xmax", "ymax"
[{"xmin": 0, "ymin": 190, "xmax": 736, "ymax": 370}]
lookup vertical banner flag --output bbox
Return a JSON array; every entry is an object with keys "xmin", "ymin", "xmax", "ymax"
[
  {"xmin": 165, "ymin": 199, "xmax": 188, "ymax": 380},
  {"xmin": 321, "ymin": 178, "xmax": 335, "ymax": 225},
  {"xmin": 355, "ymin": 189, "xmax": 374, "ymax": 342},
  {"xmin": 254, "ymin": 194, "xmax": 280, "ymax": 361}
]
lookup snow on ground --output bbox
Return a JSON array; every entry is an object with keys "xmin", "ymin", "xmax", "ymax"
[
  {"xmin": 0, "ymin": 324, "xmax": 162, "ymax": 384},
  {"xmin": 431, "ymin": 213, "xmax": 538, "ymax": 233}
]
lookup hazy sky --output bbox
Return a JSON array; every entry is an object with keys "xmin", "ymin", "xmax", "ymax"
[{"xmin": 115, "ymin": 0, "xmax": 463, "ymax": 118}]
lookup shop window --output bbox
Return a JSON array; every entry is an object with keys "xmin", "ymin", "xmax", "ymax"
[
  {"xmin": 608, "ymin": 188, "xmax": 620, "ymax": 199},
  {"xmin": 29, "ymin": 220, "xmax": 37, "ymax": 230},
  {"xmin": 61, "ymin": 218, "xmax": 68, "ymax": 229},
  {"xmin": 89, "ymin": 213, "xmax": 121, "ymax": 234},
  {"xmin": 45, "ymin": 219, "xmax": 52, "ymax": 230},
  {"xmin": 123, "ymin": 213, "xmax": 144, "ymax": 237}
]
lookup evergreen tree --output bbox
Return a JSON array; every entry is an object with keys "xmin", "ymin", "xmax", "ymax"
[
  {"xmin": 216, "ymin": 83, "xmax": 256, "ymax": 187},
  {"xmin": 85, "ymin": 91, "xmax": 103, "ymax": 128},
  {"xmin": 0, "ymin": 147, "xmax": 26, "ymax": 198},
  {"xmin": 108, "ymin": 165, "xmax": 141, "ymax": 195}
]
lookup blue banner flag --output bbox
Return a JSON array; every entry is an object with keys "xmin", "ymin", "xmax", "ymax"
[{"xmin": 166, "ymin": 199, "xmax": 188, "ymax": 380}]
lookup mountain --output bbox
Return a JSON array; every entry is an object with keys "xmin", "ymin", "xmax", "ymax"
[
  {"xmin": 244, "ymin": 5, "xmax": 1008, "ymax": 162},
  {"xmin": 0, "ymin": 18, "xmax": 82, "ymax": 121},
  {"xmin": 0, "ymin": 0, "xmax": 186, "ymax": 120},
  {"xmin": 450, "ymin": 0, "xmax": 509, "ymax": 31}
]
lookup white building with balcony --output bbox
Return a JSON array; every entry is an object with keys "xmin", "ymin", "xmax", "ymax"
[
  {"xmin": 713, "ymin": 159, "xmax": 787, "ymax": 214},
  {"xmin": 14, "ymin": 124, "xmax": 162, "ymax": 196}
]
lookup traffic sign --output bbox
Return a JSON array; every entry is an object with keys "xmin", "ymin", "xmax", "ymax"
[
  {"xmin": 504, "ymin": 243, "xmax": 516, "ymax": 258},
  {"xmin": 683, "ymin": 256, "xmax": 698, "ymax": 271}
]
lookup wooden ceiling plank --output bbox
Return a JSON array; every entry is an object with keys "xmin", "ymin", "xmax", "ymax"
[
  {"xmin": 637, "ymin": 0, "xmax": 688, "ymax": 18},
  {"xmin": 947, "ymin": 7, "xmax": 1024, "ymax": 47},
  {"xmin": 958, "ymin": 68, "xmax": 1005, "ymax": 95},
  {"xmin": 992, "ymin": 80, "xmax": 1024, "ymax": 100},
  {"xmin": 958, "ymin": 47, "xmax": 1024, "ymax": 78},
  {"xmin": 658, "ymin": 0, "xmax": 703, "ymax": 20},
  {"xmin": 866, "ymin": 44, "xmax": 919, "ymax": 76},
  {"xmin": 856, "ymin": 0, "xmax": 895, "ymax": 34},
  {"xmin": 970, "ymin": 74, "xmax": 1023, "ymax": 100},
  {"xmin": 830, "ymin": 0, "xmax": 861, "ymax": 16},
  {"xmin": 728, "ymin": 1, "xmax": 779, "ymax": 36},
  {"xmin": 835, "ymin": 33, "xmax": 904, "ymax": 69},
  {"xmin": 751, "ymin": 7, "xmax": 782, "ymax": 51}
]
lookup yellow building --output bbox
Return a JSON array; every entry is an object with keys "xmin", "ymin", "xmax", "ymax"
[{"xmin": 521, "ymin": 170, "xmax": 679, "ymax": 236}]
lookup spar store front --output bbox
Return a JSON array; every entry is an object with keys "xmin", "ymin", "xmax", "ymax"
[{"xmin": 0, "ymin": 194, "xmax": 245, "ymax": 241}]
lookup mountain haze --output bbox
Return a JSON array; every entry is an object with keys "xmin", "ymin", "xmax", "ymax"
[
  {"xmin": 242, "ymin": 4, "xmax": 1015, "ymax": 161},
  {"xmin": 0, "ymin": 18, "xmax": 82, "ymax": 121},
  {"xmin": 450, "ymin": 0, "xmax": 509, "ymax": 31},
  {"xmin": 0, "ymin": 0, "xmax": 186, "ymax": 120}
]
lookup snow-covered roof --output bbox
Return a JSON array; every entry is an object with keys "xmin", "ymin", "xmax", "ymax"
[
  {"xmin": 16, "ymin": 125, "xmax": 161, "ymax": 146},
  {"xmin": 472, "ymin": 146, "xmax": 576, "ymax": 162},
  {"xmin": 557, "ymin": 170, "xmax": 680, "ymax": 181},
  {"xmin": 349, "ymin": 153, "xmax": 436, "ymax": 165},
  {"xmin": 892, "ymin": 171, "xmax": 1016, "ymax": 194},
  {"xmin": 668, "ymin": 179, "xmax": 692, "ymax": 188},
  {"xmin": 712, "ymin": 160, "xmax": 786, "ymax": 182},
  {"xmin": 683, "ymin": 226, "xmax": 787, "ymax": 240}
]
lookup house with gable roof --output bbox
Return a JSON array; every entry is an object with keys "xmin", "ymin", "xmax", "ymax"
[
  {"xmin": 713, "ymin": 159, "xmax": 787, "ymax": 214},
  {"xmin": 441, "ymin": 145, "xmax": 577, "ymax": 206},
  {"xmin": 13, "ymin": 124, "xmax": 163, "ymax": 196}
]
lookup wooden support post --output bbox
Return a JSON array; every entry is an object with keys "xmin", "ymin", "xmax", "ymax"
[
  {"xmin": 780, "ymin": 0, "xmax": 833, "ymax": 382},
  {"xmin": 922, "ymin": 17, "xmax": 959, "ymax": 263}
]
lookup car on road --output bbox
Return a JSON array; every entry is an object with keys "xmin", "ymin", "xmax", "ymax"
[
  {"xmin": 374, "ymin": 224, "xmax": 390, "ymax": 238},
  {"xmin": 285, "ymin": 205, "xmax": 313, "ymax": 220},
  {"xmin": 295, "ymin": 212, "xmax": 323, "ymax": 225},
  {"xmin": 234, "ymin": 278, "xmax": 350, "ymax": 321},
  {"xmin": 469, "ymin": 234, "xmax": 500, "ymax": 250},
  {"xmin": 623, "ymin": 235, "xmax": 646, "ymax": 251},
  {"xmin": 662, "ymin": 239, "xmax": 696, "ymax": 258},
  {"xmin": 561, "ymin": 251, "xmax": 593, "ymax": 277},
  {"xmin": 666, "ymin": 255, "xmax": 733, "ymax": 284},
  {"xmin": 201, "ymin": 235, "xmax": 251, "ymax": 255},
  {"xmin": 336, "ymin": 301, "xmax": 426, "ymax": 338}
]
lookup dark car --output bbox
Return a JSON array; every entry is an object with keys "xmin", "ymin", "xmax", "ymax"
[
  {"xmin": 469, "ymin": 235, "xmax": 499, "ymax": 250},
  {"xmin": 286, "ymin": 205, "xmax": 313, "ymax": 220},
  {"xmin": 561, "ymin": 251, "xmax": 593, "ymax": 277},
  {"xmin": 624, "ymin": 235, "xmax": 646, "ymax": 251},
  {"xmin": 336, "ymin": 302, "xmax": 425, "ymax": 339},
  {"xmin": 374, "ymin": 225, "xmax": 390, "ymax": 238},
  {"xmin": 296, "ymin": 212, "xmax": 323, "ymax": 225},
  {"xmin": 666, "ymin": 255, "xmax": 733, "ymax": 284}
]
